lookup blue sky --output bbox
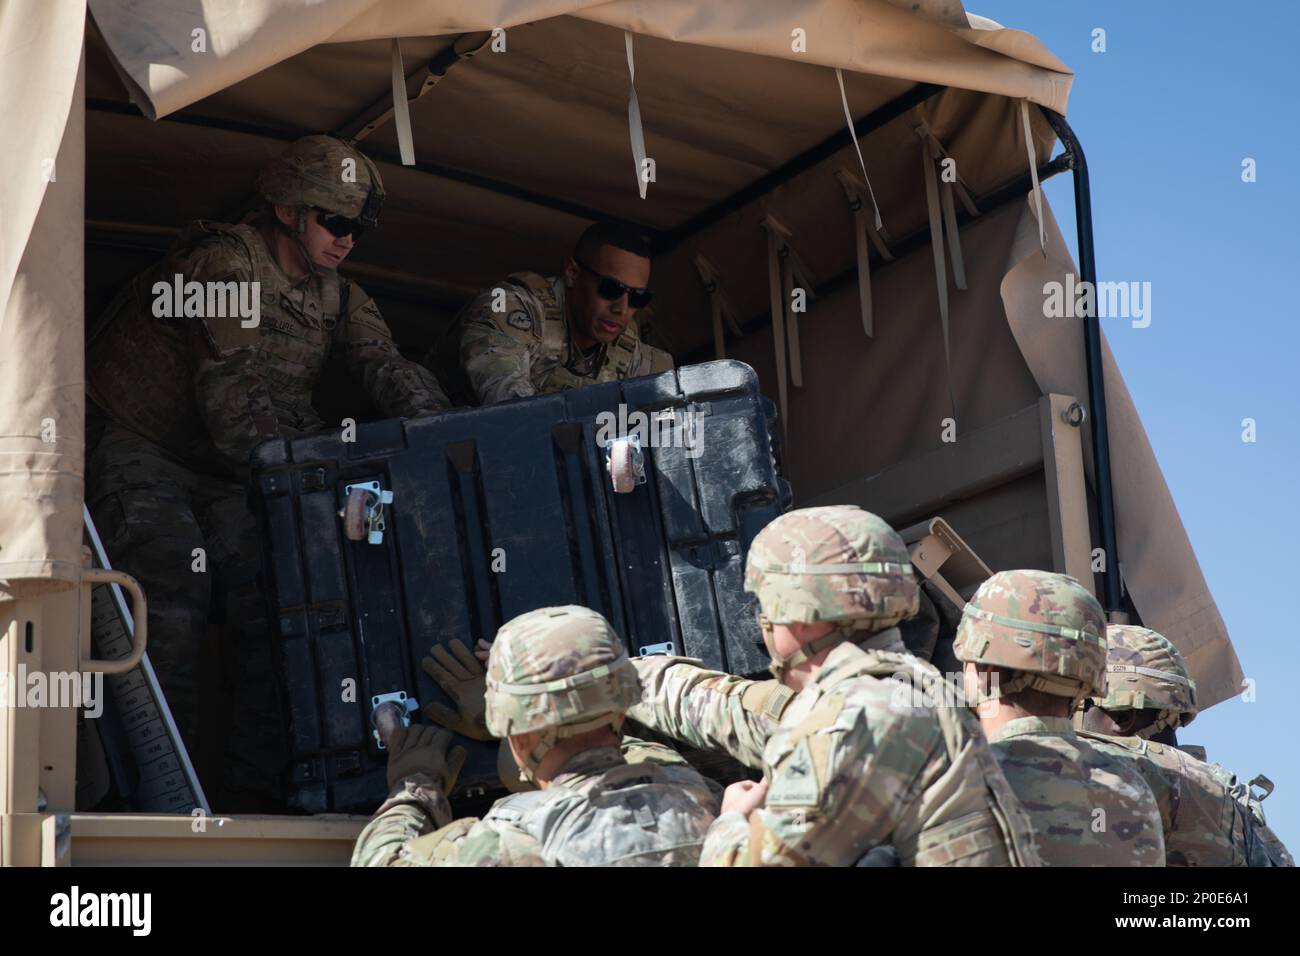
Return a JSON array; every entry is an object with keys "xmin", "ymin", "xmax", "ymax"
[{"xmin": 973, "ymin": 1, "xmax": 1299, "ymax": 854}]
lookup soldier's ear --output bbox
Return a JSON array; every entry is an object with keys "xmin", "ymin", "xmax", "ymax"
[
  {"xmin": 563, "ymin": 257, "xmax": 579, "ymax": 288},
  {"xmin": 273, "ymin": 203, "xmax": 298, "ymax": 228}
]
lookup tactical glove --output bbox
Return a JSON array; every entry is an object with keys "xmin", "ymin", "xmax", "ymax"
[
  {"xmin": 385, "ymin": 724, "xmax": 467, "ymax": 793},
  {"xmin": 421, "ymin": 639, "xmax": 493, "ymax": 741}
]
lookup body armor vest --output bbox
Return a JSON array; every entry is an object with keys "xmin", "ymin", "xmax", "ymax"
[
  {"xmin": 771, "ymin": 647, "xmax": 1041, "ymax": 867},
  {"xmin": 511, "ymin": 273, "xmax": 656, "ymax": 392},
  {"xmin": 1080, "ymin": 731, "xmax": 1249, "ymax": 866},
  {"xmin": 88, "ymin": 221, "xmax": 348, "ymax": 466},
  {"xmin": 482, "ymin": 760, "xmax": 714, "ymax": 866},
  {"xmin": 437, "ymin": 272, "xmax": 664, "ymax": 406},
  {"xmin": 1194, "ymin": 752, "xmax": 1293, "ymax": 866}
]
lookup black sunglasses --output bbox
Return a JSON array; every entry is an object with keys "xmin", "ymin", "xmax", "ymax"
[
  {"xmin": 315, "ymin": 208, "xmax": 367, "ymax": 240},
  {"xmin": 574, "ymin": 259, "xmax": 653, "ymax": 308}
]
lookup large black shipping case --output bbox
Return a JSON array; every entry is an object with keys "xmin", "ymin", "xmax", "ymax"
[{"xmin": 251, "ymin": 360, "xmax": 791, "ymax": 813}]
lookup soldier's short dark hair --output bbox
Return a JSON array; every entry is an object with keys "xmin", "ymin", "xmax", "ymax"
[{"xmin": 575, "ymin": 221, "xmax": 654, "ymax": 262}]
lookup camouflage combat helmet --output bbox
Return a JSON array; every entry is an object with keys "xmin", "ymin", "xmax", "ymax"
[
  {"xmin": 484, "ymin": 605, "xmax": 641, "ymax": 780},
  {"xmin": 1092, "ymin": 625, "xmax": 1198, "ymax": 738},
  {"xmin": 953, "ymin": 569, "xmax": 1107, "ymax": 701},
  {"xmin": 256, "ymin": 134, "xmax": 385, "ymax": 227},
  {"xmin": 744, "ymin": 506, "xmax": 919, "ymax": 679}
]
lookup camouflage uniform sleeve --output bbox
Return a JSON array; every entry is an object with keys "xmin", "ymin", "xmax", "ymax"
[
  {"xmin": 458, "ymin": 283, "xmax": 545, "ymax": 405},
  {"xmin": 340, "ymin": 282, "xmax": 450, "ymax": 417},
  {"xmin": 186, "ymin": 237, "xmax": 282, "ymax": 477},
  {"xmin": 349, "ymin": 774, "xmax": 455, "ymax": 867},
  {"xmin": 700, "ymin": 811, "xmax": 751, "ymax": 865},
  {"xmin": 702, "ymin": 690, "xmax": 941, "ymax": 867},
  {"xmin": 627, "ymin": 656, "xmax": 783, "ymax": 769}
]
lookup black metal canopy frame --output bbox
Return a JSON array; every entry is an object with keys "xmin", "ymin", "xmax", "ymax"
[
  {"xmin": 83, "ymin": 84, "xmax": 1123, "ymax": 614},
  {"xmin": 1039, "ymin": 107, "xmax": 1123, "ymax": 616}
]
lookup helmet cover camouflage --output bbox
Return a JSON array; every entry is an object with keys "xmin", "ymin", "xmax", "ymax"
[
  {"xmin": 484, "ymin": 605, "xmax": 641, "ymax": 739},
  {"xmin": 1092, "ymin": 625, "xmax": 1197, "ymax": 727},
  {"xmin": 743, "ymin": 506, "xmax": 919, "ymax": 630},
  {"xmin": 255, "ymin": 135, "xmax": 385, "ymax": 225},
  {"xmin": 953, "ymin": 570, "xmax": 1107, "ymax": 698}
]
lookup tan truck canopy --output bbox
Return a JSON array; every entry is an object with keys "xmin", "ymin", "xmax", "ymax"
[{"xmin": 1, "ymin": 0, "xmax": 1242, "ymax": 706}]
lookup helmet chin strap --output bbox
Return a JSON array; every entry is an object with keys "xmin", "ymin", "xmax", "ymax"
[
  {"xmin": 762, "ymin": 618, "xmax": 860, "ymax": 681},
  {"xmin": 294, "ymin": 207, "xmax": 324, "ymax": 278},
  {"xmin": 968, "ymin": 669, "xmax": 1088, "ymax": 705},
  {"xmin": 1135, "ymin": 709, "xmax": 1181, "ymax": 739},
  {"xmin": 516, "ymin": 714, "xmax": 626, "ymax": 783},
  {"xmin": 271, "ymin": 206, "xmax": 322, "ymax": 278}
]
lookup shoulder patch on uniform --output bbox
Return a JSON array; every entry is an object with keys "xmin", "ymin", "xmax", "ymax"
[
  {"xmin": 507, "ymin": 309, "xmax": 532, "ymax": 331},
  {"xmin": 741, "ymin": 680, "xmax": 795, "ymax": 722},
  {"xmin": 767, "ymin": 737, "xmax": 821, "ymax": 807}
]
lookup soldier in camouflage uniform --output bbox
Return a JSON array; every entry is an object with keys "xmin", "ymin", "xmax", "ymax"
[
  {"xmin": 1079, "ymin": 626, "xmax": 1293, "ymax": 866},
  {"xmin": 86, "ymin": 135, "xmax": 449, "ymax": 807},
  {"xmin": 418, "ymin": 637, "xmax": 704, "ymax": 796},
  {"xmin": 629, "ymin": 505, "xmax": 1043, "ymax": 867},
  {"xmin": 427, "ymin": 220, "xmax": 674, "ymax": 405},
  {"xmin": 952, "ymin": 571, "xmax": 1165, "ymax": 865},
  {"xmin": 351, "ymin": 606, "xmax": 720, "ymax": 866}
]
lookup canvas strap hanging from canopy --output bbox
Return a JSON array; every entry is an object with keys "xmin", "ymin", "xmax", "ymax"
[
  {"xmin": 916, "ymin": 127, "xmax": 966, "ymax": 418},
  {"xmin": 692, "ymin": 253, "xmax": 742, "ymax": 360},
  {"xmin": 625, "ymin": 31, "xmax": 648, "ymax": 199},
  {"xmin": 834, "ymin": 168, "xmax": 895, "ymax": 339},
  {"xmin": 1020, "ymin": 99, "xmax": 1047, "ymax": 254},
  {"xmin": 389, "ymin": 39, "xmax": 415, "ymax": 165},
  {"xmin": 762, "ymin": 213, "xmax": 818, "ymax": 399}
]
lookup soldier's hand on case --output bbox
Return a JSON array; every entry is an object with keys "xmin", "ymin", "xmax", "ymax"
[
  {"xmin": 386, "ymin": 724, "xmax": 467, "ymax": 792},
  {"xmin": 721, "ymin": 778, "xmax": 769, "ymax": 817},
  {"xmin": 474, "ymin": 638, "xmax": 493, "ymax": 663},
  {"xmin": 421, "ymin": 639, "xmax": 493, "ymax": 741}
]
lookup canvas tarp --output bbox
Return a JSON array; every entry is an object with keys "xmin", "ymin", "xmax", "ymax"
[
  {"xmin": 86, "ymin": 0, "xmax": 1072, "ymax": 121},
  {"xmin": 0, "ymin": 0, "xmax": 87, "ymax": 598}
]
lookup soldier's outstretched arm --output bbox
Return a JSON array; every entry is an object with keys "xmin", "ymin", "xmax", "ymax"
[
  {"xmin": 340, "ymin": 284, "xmax": 451, "ymax": 416},
  {"xmin": 628, "ymin": 656, "xmax": 789, "ymax": 769},
  {"xmin": 352, "ymin": 725, "xmax": 466, "ymax": 867},
  {"xmin": 458, "ymin": 285, "xmax": 543, "ymax": 405},
  {"xmin": 700, "ymin": 692, "xmax": 938, "ymax": 867},
  {"xmin": 350, "ymin": 774, "xmax": 456, "ymax": 867}
]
